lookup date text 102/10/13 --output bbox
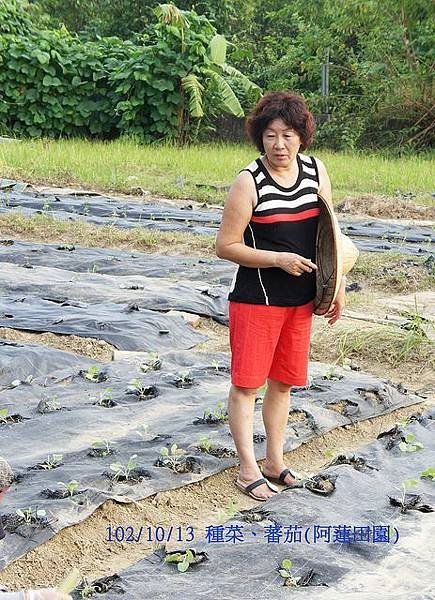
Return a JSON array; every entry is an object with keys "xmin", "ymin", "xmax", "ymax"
[{"xmin": 106, "ymin": 525, "xmax": 195, "ymax": 543}]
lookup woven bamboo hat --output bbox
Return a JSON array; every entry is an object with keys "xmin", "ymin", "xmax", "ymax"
[
  {"xmin": 313, "ymin": 194, "xmax": 359, "ymax": 316},
  {"xmin": 0, "ymin": 457, "xmax": 13, "ymax": 491}
]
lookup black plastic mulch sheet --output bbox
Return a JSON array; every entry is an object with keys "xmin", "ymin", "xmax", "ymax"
[
  {"xmin": 0, "ymin": 339, "xmax": 425, "ymax": 571},
  {"xmin": 0, "ymin": 296, "xmax": 206, "ymax": 351},
  {"xmin": 0, "ymin": 261, "xmax": 228, "ymax": 324},
  {"xmin": 87, "ymin": 412, "xmax": 435, "ymax": 600},
  {"xmin": 0, "ymin": 240, "xmax": 233, "ymax": 285},
  {"xmin": 0, "ymin": 190, "xmax": 433, "ymax": 255}
]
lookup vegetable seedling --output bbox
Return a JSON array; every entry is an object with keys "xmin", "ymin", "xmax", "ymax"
[
  {"xmin": 0, "ymin": 408, "xmax": 9, "ymax": 424},
  {"xmin": 203, "ymin": 401, "xmax": 228, "ymax": 423},
  {"xmin": 197, "ymin": 436, "xmax": 212, "ymax": 453},
  {"xmin": 140, "ymin": 352, "xmax": 161, "ymax": 372},
  {"xmin": 39, "ymin": 454, "xmax": 64, "ymax": 470},
  {"xmin": 91, "ymin": 439, "xmax": 114, "ymax": 457},
  {"xmin": 94, "ymin": 388, "xmax": 115, "ymax": 407},
  {"xmin": 164, "ymin": 548, "xmax": 196, "ymax": 572},
  {"xmin": 210, "ymin": 360, "xmax": 223, "ymax": 373},
  {"xmin": 16, "ymin": 507, "xmax": 47, "ymax": 526},
  {"xmin": 174, "ymin": 369, "xmax": 194, "ymax": 387},
  {"xmin": 421, "ymin": 467, "xmax": 435, "ymax": 481},
  {"xmin": 397, "ymin": 479, "xmax": 419, "ymax": 512},
  {"xmin": 109, "ymin": 454, "xmax": 138, "ymax": 481},
  {"xmin": 58, "ymin": 480, "xmax": 80, "ymax": 497},
  {"xmin": 127, "ymin": 379, "xmax": 157, "ymax": 400},
  {"xmin": 399, "ymin": 433, "xmax": 424, "ymax": 452},
  {"xmin": 84, "ymin": 365, "xmax": 106, "ymax": 383},
  {"xmin": 278, "ymin": 558, "xmax": 301, "ymax": 587},
  {"xmin": 159, "ymin": 444, "xmax": 186, "ymax": 471}
]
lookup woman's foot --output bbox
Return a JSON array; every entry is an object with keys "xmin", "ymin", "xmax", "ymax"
[
  {"xmin": 261, "ymin": 461, "xmax": 298, "ymax": 486},
  {"xmin": 236, "ymin": 468, "xmax": 278, "ymax": 500}
]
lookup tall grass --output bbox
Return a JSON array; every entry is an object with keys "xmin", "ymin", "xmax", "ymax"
[{"xmin": 0, "ymin": 138, "xmax": 433, "ymax": 203}]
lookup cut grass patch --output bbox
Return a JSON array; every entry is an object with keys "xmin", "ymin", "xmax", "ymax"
[
  {"xmin": 336, "ymin": 193, "xmax": 435, "ymax": 220},
  {"xmin": 0, "ymin": 139, "xmax": 433, "ymax": 204},
  {"xmin": 0, "ymin": 212, "xmax": 216, "ymax": 256},
  {"xmin": 348, "ymin": 251, "xmax": 435, "ymax": 294},
  {"xmin": 311, "ymin": 319, "xmax": 434, "ymax": 372}
]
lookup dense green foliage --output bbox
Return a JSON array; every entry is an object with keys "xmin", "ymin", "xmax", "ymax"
[
  {"xmin": 0, "ymin": 2, "xmax": 257, "ymax": 141},
  {"xmin": 239, "ymin": 0, "xmax": 434, "ymax": 150},
  {"xmin": 0, "ymin": 0, "xmax": 433, "ymax": 149}
]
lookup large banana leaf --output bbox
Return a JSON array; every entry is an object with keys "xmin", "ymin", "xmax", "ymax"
[
  {"xmin": 181, "ymin": 73, "xmax": 204, "ymax": 118},
  {"xmin": 222, "ymin": 63, "xmax": 262, "ymax": 100},
  {"xmin": 207, "ymin": 70, "xmax": 244, "ymax": 118},
  {"xmin": 209, "ymin": 34, "xmax": 227, "ymax": 66}
]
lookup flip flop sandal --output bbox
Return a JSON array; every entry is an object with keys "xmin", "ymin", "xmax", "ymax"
[
  {"xmin": 234, "ymin": 477, "xmax": 279, "ymax": 501},
  {"xmin": 260, "ymin": 468, "xmax": 302, "ymax": 489}
]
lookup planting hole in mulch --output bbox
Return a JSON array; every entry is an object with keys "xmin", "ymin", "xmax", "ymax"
[
  {"xmin": 300, "ymin": 474, "xmax": 337, "ymax": 496},
  {"xmin": 73, "ymin": 574, "xmax": 124, "ymax": 598},
  {"xmin": 154, "ymin": 455, "xmax": 202, "ymax": 474},
  {"xmin": 40, "ymin": 487, "xmax": 87, "ymax": 500},
  {"xmin": 0, "ymin": 413, "xmax": 25, "ymax": 425},
  {"xmin": 241, "ymin": 508, "xmax": 277, "ymax": 526},
  {"xmin": 125, "ymin": 383, "xmax": 159, "ymax": 401},
  {"xmin": 196, "ymin": 445, "xmax": 237, "ymax": 458},
  {"xmin": 105, "ymin": 467, "xmax": 152, "ymax": 484},
  {"xmin": 327, "ymin": 454, "xmax": 379, "ymax": 472},
  {"xmin": 388, "ymin": 493, "xmax": 434, "ymax": 514},
  {"xmin": 377, "ymin": 425, "xmax": 404, "ymax": 450},
  {"xmin": 281, "ymin": 567, "xmax": 328, "ymax": 588},
  {"xmin": 326, "ymin": 399, "xmax": 360, "ymax": 418},
  {"xmin": 356, "ymin": 387, "xmax": 393, "ymax": 409},
  {"xmin": 1, "ymin": 510, "xmax": 51, "ymax": 535},
  {"xmin": 37, "ymin": 398, "xmax": 63, "ymax": 414},
  {"xmin": 162, "ymin": 547, "xmax": 208, "ymax": 570}
]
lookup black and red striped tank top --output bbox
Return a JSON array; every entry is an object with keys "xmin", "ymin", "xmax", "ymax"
[{"xmin": 227, "ymin": 152, "xmax": 320, "ymax": 306}]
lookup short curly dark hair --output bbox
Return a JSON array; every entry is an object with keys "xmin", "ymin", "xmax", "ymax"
[{"xmin": 246, "ymin": 91, "xmax": 315, "ymax": 152}]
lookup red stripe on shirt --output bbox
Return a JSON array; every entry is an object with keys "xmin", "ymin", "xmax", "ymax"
[{"xmin": 251, "ymin": 207, "xmax": 320, "ymax": 224}]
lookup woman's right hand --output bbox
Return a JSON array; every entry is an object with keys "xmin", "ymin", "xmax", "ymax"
[{"xmin": 275, "ymin": 252, "xmax": 317, "ymax": 276}]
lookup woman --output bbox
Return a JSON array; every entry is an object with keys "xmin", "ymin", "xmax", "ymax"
[{"xmin": 215, "ymin": 91, "xmax": 346, "ymax": 501}]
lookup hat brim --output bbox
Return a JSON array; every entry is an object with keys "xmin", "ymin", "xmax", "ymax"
[
  {"xmin": 313, "ymin": 195, "xmax": 342, "ymax": 315},
  {"xmin": 313, "ymin": 194, "xmax": 359, "ymax": 316}
]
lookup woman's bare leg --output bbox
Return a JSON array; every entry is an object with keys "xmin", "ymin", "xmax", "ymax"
[
  {"xmin": 228, "ymin": 383, "xmax": 276, "ymax": 499},
  {"xmin": 261, "ymin": 378, "xmax": 297, "ymax": 485}
]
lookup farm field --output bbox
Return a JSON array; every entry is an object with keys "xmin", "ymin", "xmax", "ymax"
[{"xmin": 0, "ymin": 147, "xmax": 434, "ymax": 599}]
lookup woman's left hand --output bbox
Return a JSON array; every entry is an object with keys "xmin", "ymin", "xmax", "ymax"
[{"xmin": 324, "ymin": 280, "xmax": 346, "ymax": 325}]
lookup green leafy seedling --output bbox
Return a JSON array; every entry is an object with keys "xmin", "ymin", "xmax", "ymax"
[
  {"xmin": 421, "ymin": 467, "xmax": 435, "ymax": 481},
  {"xmin": 16, "ymin": 507, "xmax": 47, "ymax": 525},
  {"xmin": 278, "ymin": 558, "xmax": 301, "ymax": 587},
  {"xmin": 59, "ymin": 480, "xmax": 80, "ymax": 497},
  {"xmin": 165, "ymin": 548, "xmax": 195, "ymax": 572},
  {"xmin": 159, "ymin": 444, "xmax": 186, "ymax": 471},
  {"xmin": 84, "ymin": 365, "xmax": 101, "ymax": 382},
  {"xmin": 399, "ymin": 433, "xmax": 424, "ymax": 452},
  {"xmin": 210, "ymin": 359, "xmax": 222, "ymax": 373},
  {"xmin": 40, "ymin": 453, "xmax": 64, "ymax": 470},
  {"xmin": 397, "ymin": 479, "xmax": 419, "ymax": 511},
  {"xmin": 0, "ymin": 409, "xmax": 9, "ymax": 423},
  {"xmin": 109, "ymin": 454, "xmax": 138, "ymax": 481},
  {"xmin": 197, "ymin": 435, "xmax": 212, "ymax": 453},
  {"xmin": 203, "ymin": 401, "xmax": 228, "ymax": 423},
  {"xmin": 91, "ymin": 439, "xmax": 114, "ymax": 456}
]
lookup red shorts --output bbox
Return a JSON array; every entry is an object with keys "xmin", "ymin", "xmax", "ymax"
[{"xmin": 229, "ymin": 300, "xmax": 314, "ymax": 388}]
